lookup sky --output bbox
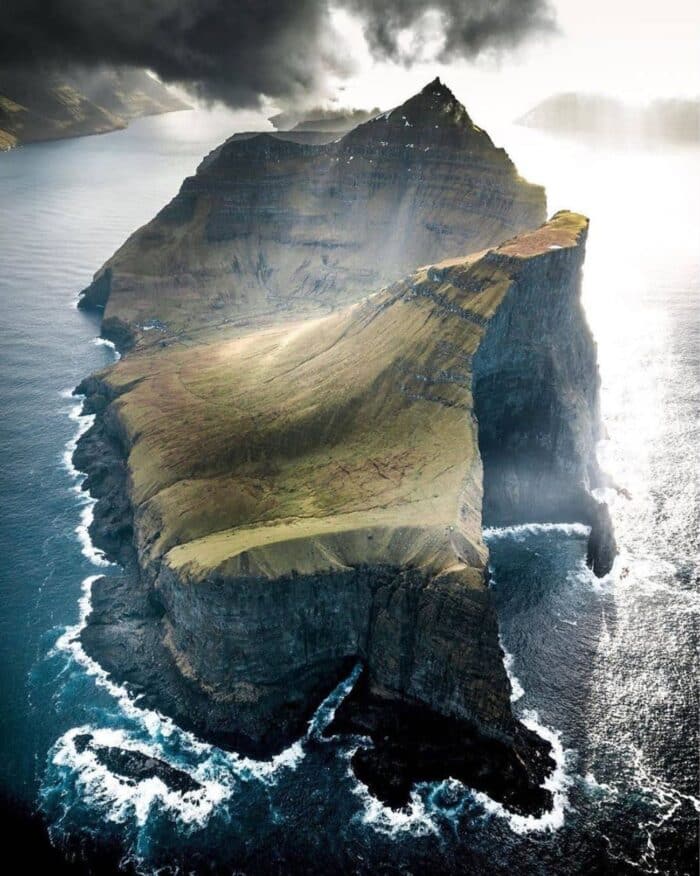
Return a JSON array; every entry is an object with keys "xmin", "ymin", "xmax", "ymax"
[
  {"xmin": 326, "ymin": 0, "xmax": 700, "ymax": 127},
  {"xmin": 1, "ymin": 0, "xmax": 698, "ymax": 127}
]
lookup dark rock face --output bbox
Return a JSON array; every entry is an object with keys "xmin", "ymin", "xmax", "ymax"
[
  {"xmin": 72, "ymin": 382, "xmax": 134, "ymax": 567},
  {"xmin": 153, "ymin": 562, "xmax": 513, "ymax": 752},
  {"xmin": 72, "ymin": 734, "xmax": 201, "ymax": 794},
  {"xmin": 326, "ymin": 670, "xmax": 554, "ymax": 814},
  {"xmin": 472, "ymin": 231, "xmax": 616, "ymax": 575}
]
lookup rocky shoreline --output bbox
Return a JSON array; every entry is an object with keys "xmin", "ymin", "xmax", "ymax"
[{"xmin": 73, "ymin": 389, "xmax": 556, "ymax": 814}]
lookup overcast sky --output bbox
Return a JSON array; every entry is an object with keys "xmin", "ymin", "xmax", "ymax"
[
  {"xmin": 2, "ymin": 0, "xmax": 698, "ymax": 124},
  {"xmin": 328, "ymin": 0, "xmax": 700, "ymax": 126}
]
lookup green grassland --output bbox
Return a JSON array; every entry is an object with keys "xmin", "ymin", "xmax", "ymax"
[{"xmin": 98, "ymin": 212, "xmax": 587, "ymax": 588}]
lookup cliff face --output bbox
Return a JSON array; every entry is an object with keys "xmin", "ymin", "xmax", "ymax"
[
  {"xmin": 77, "ymin": 79, "xmax": 545, "ymax": 346},
  {"xmin": 0, "ymin": 67, "xmax": 189, "ymax": 150},
  {"xmin": 75, "ymin": 212, "xmax": 605, "ymax": 810},
  {"xmin": 473, "ymin": 232, "xmax": 602, "ymax": 523}
]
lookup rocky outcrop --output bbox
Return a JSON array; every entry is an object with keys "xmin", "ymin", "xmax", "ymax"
[
  {"xmin": 75, "ymin": 211, "xmax": 610, "ymax": 810},
  {"xmin": 73, "ymin": 734, "xmax": 201, "ymax": 794},
  {"xmin": 77, "ymin": 78, "xmax": 546, "ymax": 347}
]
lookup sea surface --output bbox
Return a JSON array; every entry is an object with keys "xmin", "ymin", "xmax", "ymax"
[{"xmin": 0, "ymin": 110, "xmax": 697, "ymax": 874}]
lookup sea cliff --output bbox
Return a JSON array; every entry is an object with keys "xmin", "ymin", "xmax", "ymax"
[{"xmin": 75, "ymin": 203, "xmax": 614, "ymax": 812}]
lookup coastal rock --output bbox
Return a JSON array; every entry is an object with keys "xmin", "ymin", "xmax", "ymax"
[
  {"xmin": 73, "ymin": 734, "xmax": 201, "ymax": 794},
  {"xmin": 469, "ymin": 227, "xmax": 616, "ymax": 567},
  {"xmin": 586, "ymin": 498, "xmax": 617, "ymax": 576}
]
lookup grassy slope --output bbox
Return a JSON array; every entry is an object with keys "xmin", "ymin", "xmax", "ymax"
[{"xmin": 99, "ymin": 212, "xmax": 586, "ymax": 586}]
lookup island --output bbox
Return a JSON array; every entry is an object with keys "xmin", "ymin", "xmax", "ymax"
[
  {"xmin": 0, "ymin": 67, "xmax": 190, "ymax": 150},
  {"xmin": 517, "ymin": 92, "xmax": 700, "ymax": 145},
  {"xmin": 74, "ymin": 79, "xmax": 616, "ymax": 815}
]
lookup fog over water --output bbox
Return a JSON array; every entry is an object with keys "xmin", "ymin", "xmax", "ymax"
[{"xmin": 0, "ymin": 110, "xmax": 697, "ymax": 873}]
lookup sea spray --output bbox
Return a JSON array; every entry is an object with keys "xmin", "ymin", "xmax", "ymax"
[{"xmin": 483, "ymin": 522, "xmax": 591, "ymax": 541}]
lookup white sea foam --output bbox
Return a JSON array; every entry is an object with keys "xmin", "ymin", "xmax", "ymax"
[
  {"xmin": 471, "ymin": 709, "xmax": 572, "ymax": 834},
  {"xmin": 484, "ymin": 522, "xmax": 590, "ymax": 541},
  {"xmin": 60, "ymin": 394, "xmax": 94, "ymax": 479},
  {"xmin": 50, "ymin": 726, "xmax": 228, "ymax": 828},
  {"xmin": 92, "ymin": 337, "xmax": 121, "ymax": 359},
  {"xmin": 307, "ymin": 663, "xmax": 363, "ymax": 739},
  {"xmin": 500, "ymin": 636, "xmax": 525, "ymax": 703},
  {"xmin": 75, "ymin": 502, "xmax": 111, "ymax": 566},
  {"xmin": 350, "ymin": 765, "xmax": 438, "ymax": 837},
  {"xmin": 584, "ymin": 772, "xmax": 618, "ymax": 797}
]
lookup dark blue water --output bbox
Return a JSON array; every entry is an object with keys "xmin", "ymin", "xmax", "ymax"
[{"xmin": 0, "ymin": 114, "xmax": 697, "ymax": 874}]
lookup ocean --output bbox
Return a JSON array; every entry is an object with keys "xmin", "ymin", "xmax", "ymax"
[{"xmin": 0, "ymin": 110, "xmax": 697, "ymax": 874}]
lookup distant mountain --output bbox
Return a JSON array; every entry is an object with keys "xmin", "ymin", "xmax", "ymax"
[
  {"xmin": 78, "ymin": 78, "xmax": 545, "ymax": 343},
  {"xmin": 0, "ymin": 67, "xmax": 190, "ymax": 150},
  {"xmin": 518, "ymin": 93, "xmax": 699, "ymax": 145}
]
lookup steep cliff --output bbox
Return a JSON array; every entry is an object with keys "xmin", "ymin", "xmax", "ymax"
[
  {"xmin": 77, "ymin": 78, "xmax": 545, "ymax": 347},
  {"xmin": 75, "ymin": 212, "xmax": 608, "ymax": 811}
]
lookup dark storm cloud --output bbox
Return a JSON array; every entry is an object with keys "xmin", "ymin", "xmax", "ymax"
[
  {"xmin": 348, "ymin": 0, "xmax": 555, "ymax": 60},
  {"xmin": 0, "ymin": 1, "xmax": 555, "ymax": 107}
]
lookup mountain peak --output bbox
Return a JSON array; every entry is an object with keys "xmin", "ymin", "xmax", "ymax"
[
  {"xmin": 340, "ymin": 79, "xmax": 491, "ymax": 151},
  {"xmin": 420, "ymin": 76, "xmax": 453, "ymax": 99}
]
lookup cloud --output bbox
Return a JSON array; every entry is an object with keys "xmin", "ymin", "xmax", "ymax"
[
  {"xmin": 348, "ymin": 0, "xmax": 556, "ymax": 61},
  {"xmin": 0, "ymin": 1, "xmax": 555, "ymax": 107}
]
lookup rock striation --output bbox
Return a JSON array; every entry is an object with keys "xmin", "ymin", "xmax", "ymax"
[{"xmin": 77, "ymin": 79, "xmax": 546, "ymax": 348}]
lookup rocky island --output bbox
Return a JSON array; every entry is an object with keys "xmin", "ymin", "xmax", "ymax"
[{"xmin": 74, "ymin": 80, "xmax": 615, "ymax": 814}]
